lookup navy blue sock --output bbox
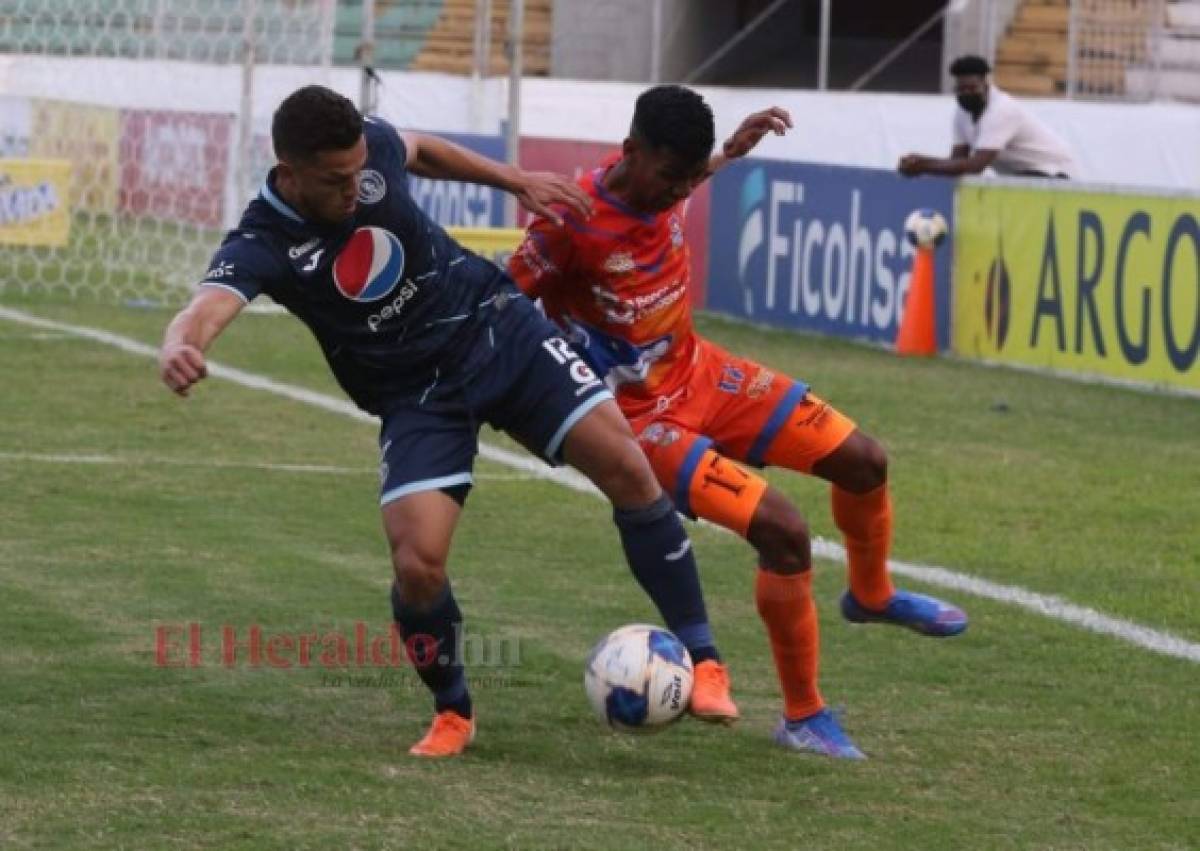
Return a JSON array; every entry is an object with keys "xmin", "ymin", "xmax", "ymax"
[
  {"xmin": 613, "ymin": 494, "xmax": 720, "ymax": 663},
  {"xmin": 391, "ymin": 581, "xmax": 473, "ymax": 719}
]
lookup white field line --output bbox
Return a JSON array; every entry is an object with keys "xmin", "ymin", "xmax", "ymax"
[
  {"xmin": 0, "ymin": 451, "xmax": 541, "ymax": 481},
  {"xmin": 0, "ymin": 451, "xmax": 367, "ymax": 475},
  {"xmin": 2, "ymin": 304, "xmax": 1197, "ymax": 665},
  {"xmin": 0, "ymin": 331, "xmax": 74, "ymax": 340}
]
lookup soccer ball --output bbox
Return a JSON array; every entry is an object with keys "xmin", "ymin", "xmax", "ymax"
[
  {"xmin": 904, "ymin": 208, "xmax": 948, "ymax": 249},
  {"xmin": 584, "ymin": 624, "xmax": 693, "ymax": 732}
]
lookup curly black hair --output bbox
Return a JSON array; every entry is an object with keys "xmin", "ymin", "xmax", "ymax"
[
  {"xmin": 949, "ymin": 55, "xmax": 991, "ymax": 77},
  {"xmin": 630, "ymin": 85, "xmax": 715, "ymax": 167},
  {"xmin": 271, "ymin": 85, "xmax": 363, "ymax": 162}
]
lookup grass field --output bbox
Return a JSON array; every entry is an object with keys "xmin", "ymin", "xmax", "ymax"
[{"xmin": 0, "ymin": 295, "xmax": 1197, "ymax": 850}]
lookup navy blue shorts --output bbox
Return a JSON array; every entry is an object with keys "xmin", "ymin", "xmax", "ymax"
[{"xmin": 377, "ymin": 293, "xmax": 612, "ymax": 506}]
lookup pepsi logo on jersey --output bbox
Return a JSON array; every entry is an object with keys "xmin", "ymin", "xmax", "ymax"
[{"xmin": 333, "ymin": 227, "xmax": 406, "ymax": 303}]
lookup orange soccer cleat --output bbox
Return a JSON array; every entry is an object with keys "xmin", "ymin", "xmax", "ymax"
[
  {"xmin": 688, "ymin": 659, "xmax": 740, "ymax": 724},
  {"xmin": 409, "ymin": 710, "xmax": 476, "ymax": 758}
]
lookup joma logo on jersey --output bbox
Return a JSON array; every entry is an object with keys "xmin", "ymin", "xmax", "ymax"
[
  {"xmin": 288, "ymin": 237, "xmax": 321, "ymax": 259},
  {"xmin": 205, "ymin": 261, "xmax": 234, "ymax": 279}
]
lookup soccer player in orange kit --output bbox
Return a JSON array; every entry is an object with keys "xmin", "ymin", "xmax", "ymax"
[{"xmin": 509, "ymin": 85, "xmax": 968, "ymax": 759}]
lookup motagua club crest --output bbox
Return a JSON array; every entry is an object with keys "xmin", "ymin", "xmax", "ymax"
[{"xmin": 357, "ymin": 169, "xmax": 387, "ymax": 205}]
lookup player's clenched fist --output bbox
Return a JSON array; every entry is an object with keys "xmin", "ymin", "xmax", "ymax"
[{"xmin": 159, "ymin": 343, "xmax": 208, "ymax": 396}]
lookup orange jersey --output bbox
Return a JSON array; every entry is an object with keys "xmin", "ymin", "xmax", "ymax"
[{"xmin": 508, "ymin": 159, "xmax": 697, "ymax": 414}]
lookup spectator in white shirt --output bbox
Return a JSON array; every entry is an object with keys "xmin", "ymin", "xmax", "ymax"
[{"xmin": 898, "ymin": 55, "xmax": 1076, "ymax": 180}]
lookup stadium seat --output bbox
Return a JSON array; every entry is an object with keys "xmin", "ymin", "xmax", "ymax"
[
  {"xmin": 0, "ymin": 0, "xmax": 553, "ymax": 76},
  {"xmin": 993, "ymin": 0, "xmax": 1200, "ymax": 102},
  {"xmin": 410, "ymin": 0, "xmax": 552, "ymax": 76}
]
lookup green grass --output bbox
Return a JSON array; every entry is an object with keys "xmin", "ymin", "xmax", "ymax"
[{"xmin": 0, "ymin": 298, "xmax": 1197, "ymax": 850}]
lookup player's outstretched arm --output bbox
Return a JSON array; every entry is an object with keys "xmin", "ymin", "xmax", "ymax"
[
  {"xmin": 400, "ymin": 131, "xmax": 592, "ymax": 226},
  {"xmin": 897, "ymin": 148, "xmax": 997, "ymax": 177},
  {"xmin": 159, "ymin": 286, "xmax": 245, "ymax": 397},
  {"xmin": 705, "ymin": 106, "xmax": 793, "ymax": 178}
]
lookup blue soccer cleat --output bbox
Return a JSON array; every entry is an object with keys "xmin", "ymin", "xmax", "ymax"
[
  {"xmin": 773, "ymin": 709, "xmax": 866, "ymax": 760},
  {"xmin": 840, "ymin": 589, "xmax": 968, "ymax": 637}
]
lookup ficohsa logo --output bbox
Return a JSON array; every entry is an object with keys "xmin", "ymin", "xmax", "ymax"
[
  {"xmin": 733, "ymin": 167, "xmax": 918, "ymax": 335},
  {"xmin": 333, "ymin": 227, "xmax": 406, "ymax": 302},
  {"xmin": 737, "ymin": 168, "xmax": 767, "ymax": 315}
]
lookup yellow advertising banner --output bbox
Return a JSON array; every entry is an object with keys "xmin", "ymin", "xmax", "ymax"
[
  {"xmin": 447, "ymin": 226, "xmax": 523, "ymax": 269},
  {"xmin": 954, "ymin": 184, "xmax": 1200, "ymax": 392},
  {"xmin": 31, "ymin": 99, "xmax": 120, "ymax": 214},
  {"xmin": 0, "ymin": 159, "xmax": 72, "ymax": 248}
]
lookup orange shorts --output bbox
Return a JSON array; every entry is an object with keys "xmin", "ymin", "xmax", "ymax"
[{"xmin": 625, "ymin": 339, "xmax": 856, "ymax": 536}]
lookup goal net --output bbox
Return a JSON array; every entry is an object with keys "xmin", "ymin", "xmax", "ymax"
[{"xmin": 0, "ymin": 0, "xmax": 337, "ymax": 307}]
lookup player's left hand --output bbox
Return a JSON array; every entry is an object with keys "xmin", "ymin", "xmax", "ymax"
[
  {"xmin": 722, "ymin": 107, "xmax": 793, "ymax": 159},
  {"xmin": 898, "ymin": 154, "xmax": 926, "ymax": 177},
  {"xmin": 513, "ymin": 171, "xmax": 593, "ymax": 227}
]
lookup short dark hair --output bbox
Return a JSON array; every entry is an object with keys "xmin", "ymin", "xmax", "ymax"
[
  {"xmin": 950, "ymin": 55, "xmax": 991, "ymax": 77},
  {"xmin": 272, "ymin": 85, "xmax": 363, "ymax": 162},
  {"xmin": 630, "ymin": 85, "xmax": 715, "ymax": 167}
]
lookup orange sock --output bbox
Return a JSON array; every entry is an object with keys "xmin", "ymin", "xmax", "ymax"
[
  {"xmin": 831, "ymin": 483, "xmax": 896, "ymax": 610},
  {"xmin": 754, "ymin": 568, "xmax": 824, "ymax": 721}
]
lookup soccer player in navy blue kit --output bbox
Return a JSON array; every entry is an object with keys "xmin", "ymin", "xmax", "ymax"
[{"xmin": 159, "ymin": 86, "xmax": 736, "ymax": 756}]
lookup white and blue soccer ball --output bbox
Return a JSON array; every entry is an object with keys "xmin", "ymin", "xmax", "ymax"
[
  {"xmin": 584, "ymin": 624, "xmax": 693, "ymax": 732},
  {"xmin": 903, "ymin": 208, "xmax": 949, "ymax": 249}
]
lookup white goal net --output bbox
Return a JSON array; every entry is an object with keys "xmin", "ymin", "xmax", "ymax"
[{"xmin": 0, "ymin": 0, "xmax": 337, "ymax": 306}]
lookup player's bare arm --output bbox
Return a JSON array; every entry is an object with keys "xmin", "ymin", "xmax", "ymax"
[
  {"xmin": 898, "ymin": 148, "xmax": 997, "ymax": 177},
  {"xmin": 705, "ymin": 106, "xmax": 793, "ymax": 177},
  {"xmin": 159, "ymin": 286, "xmax": 245, "ymax": 397},
  {"xmin": 400, "ymin": 131, "xmax": 592, "ymax": 226}
]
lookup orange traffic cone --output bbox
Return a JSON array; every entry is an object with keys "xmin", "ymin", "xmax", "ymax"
[{"xmin": 895, "ymin": 246, "xmax": 937, "ymax": 356}]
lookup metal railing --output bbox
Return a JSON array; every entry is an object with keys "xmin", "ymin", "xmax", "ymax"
[
  {"xmin": 944, "ymin": 0, "xmax": 1200, "ymax": 103},
  {"xmin": 1067, "ymin": 0, "xmax": 1162, "ymax": 99},
  {"xmin": 1068, "ymin": 0, "xmax": 1200, "ymax": 101}
]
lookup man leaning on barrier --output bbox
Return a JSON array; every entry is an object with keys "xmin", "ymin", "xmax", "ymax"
[{"xmin": 899, "ymin": 55, "xmax": 1077, "ymax": 181}]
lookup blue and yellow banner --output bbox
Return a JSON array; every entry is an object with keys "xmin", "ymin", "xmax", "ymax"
[
  {"xmin": 708, "ymin": 159, "xmax": 956, "ymax": 349},
  {"xmin": 408, "ymin": 132, "xmax": 507, "ymax": 228},
  {"xmin": 954, "ymin": 184, "xmax": 1199, "ymax": 391},
  {"xmin": 447, "ymin": 226, "xmax": 523, "ymax": 269},
  {"xmin": 0, "ymin": 159, "xmax": 71, "ymax": 247}
]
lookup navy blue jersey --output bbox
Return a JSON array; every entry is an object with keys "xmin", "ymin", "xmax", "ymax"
[{"xmin": 199, "ymin": 116, "xmax": 510, "ymax": 415}]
